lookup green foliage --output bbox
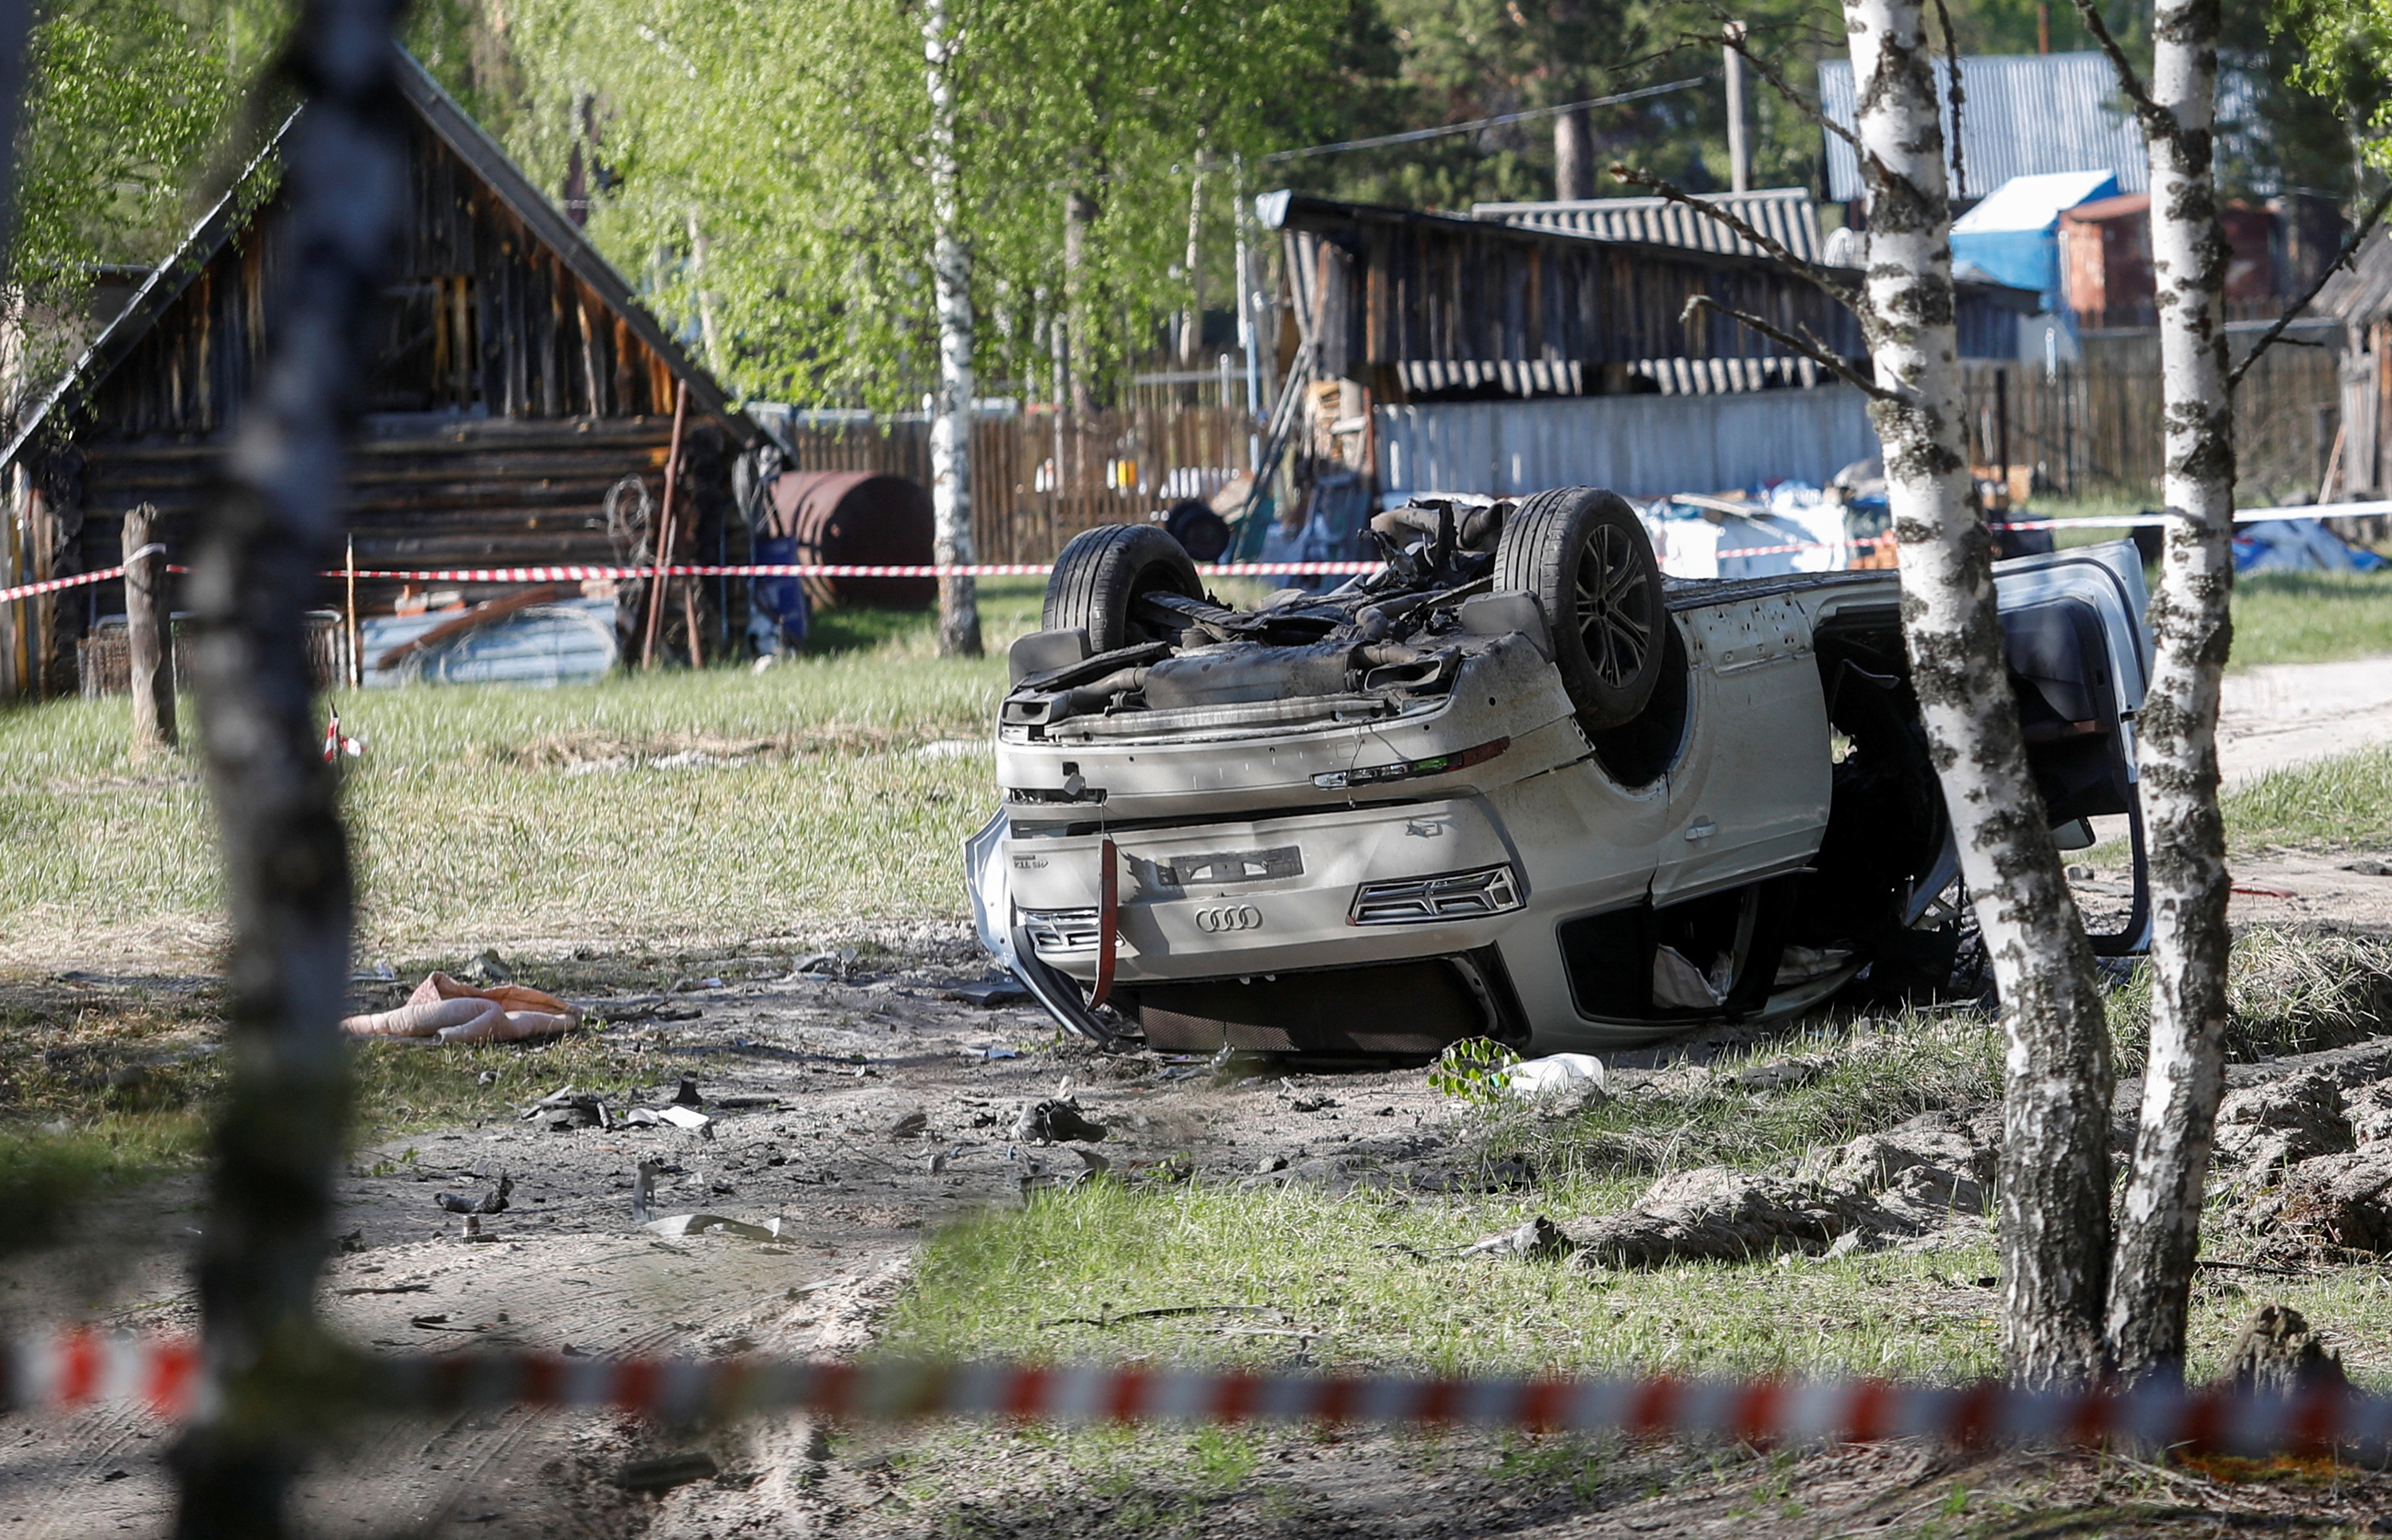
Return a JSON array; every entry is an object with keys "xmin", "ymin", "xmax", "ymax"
[
  {"xmin": 482, "ymin": 0, "xmax": 1353, "ymax": 410},
  {"xmin": 1426, "ymin": 1035, "xmax": 1521, "ymax": 1106},
  {"xmin": 10, "ymin": 0, "xmax": 290, "ymax": 403}
]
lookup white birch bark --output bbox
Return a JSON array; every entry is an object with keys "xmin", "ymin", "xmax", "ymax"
[
  {"xmin": 1178, "ymin": 156, "xmax": 1206, "ymax": 367},
  {"xmin": 1843, "ymin": 0, "xmax": 2115, "ymax": 1389},
  {"xmin": 923, "ymin": 0, "xmax": 981, "ymax": 658},
  {"xmin": 686, "ymin": 210, "xmax": 724, "ymax": 379},
  {"xmin": 2103, "ymin": 0, "xmax": 2237, "ymax": 1383}
]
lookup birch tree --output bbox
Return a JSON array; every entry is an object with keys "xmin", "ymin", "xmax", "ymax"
[
  {"xmin": 2065, "ymin": 0, "xmax": 2236, "ymax": 1386},
  {"xmin": 923, "ymin": 0, "xmax": 980, "ymax": 657},
  {"xmin": 1838, "ymin": 0, "xmax": 2117, "ymax": 1388}
]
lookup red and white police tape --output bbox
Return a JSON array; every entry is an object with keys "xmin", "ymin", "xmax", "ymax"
[
  {"xmin": 6, "ymin": 502, "xmax": 2386, "ymax": 607},
  {"xmin": 2, "ymin": 1330, "xmax": 2383, "ymax": 1456}
]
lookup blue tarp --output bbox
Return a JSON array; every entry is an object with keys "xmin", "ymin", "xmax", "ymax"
[{"xmin": 1950, "ymin": 170, "xmax": 2119, "ymax": 309}]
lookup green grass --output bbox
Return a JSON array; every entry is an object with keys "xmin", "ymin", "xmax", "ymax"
[
  {"xmin": 2219, "ymin": 743, "xmax": 2392, "ymax": 851},
  {"xmin": 883, "ymin": 933, "xmax": 2392, "ymax": 1391},
  {"xmin": 888, "ymin": 1179, "xmax": 2012, "ymax": 1384},
  {"xmin": 2030, "ymin": 497, "xmax": 2392, "ymax": 670},
  {"xmin": 2228, "ymin": 571, "xmax": 2392, "ymax": 669},
  {"xmin": 0, "ymin": 581, "xmax": 1061, "ymax": 960}
]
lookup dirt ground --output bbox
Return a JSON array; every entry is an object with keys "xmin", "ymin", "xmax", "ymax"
[{"xmin": 3, "ymin": 655, "xmax": 2391, "ymax": 1538}]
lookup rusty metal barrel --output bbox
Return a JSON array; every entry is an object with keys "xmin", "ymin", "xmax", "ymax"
[{"xmin": 768, "ymin": 470, "xmax": 935, "ymax": 610}]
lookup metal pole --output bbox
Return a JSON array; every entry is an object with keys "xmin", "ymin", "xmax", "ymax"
[
  {"xmin": 1724, "ymin": 22, "xmax": 1750, "ymax": 196},
  {"xmin": 173, "ymin": 0, "xmax": 406, "ymax": 1534}
]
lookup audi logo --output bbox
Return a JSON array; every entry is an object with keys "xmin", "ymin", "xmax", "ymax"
[{"xmin": 1192, "ymin": 905, "xmax": 1265, "ymax": 934}]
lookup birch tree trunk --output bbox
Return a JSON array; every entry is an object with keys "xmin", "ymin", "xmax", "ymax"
[
  {"xmin": 1064, "ymin": 185, "xmax": 1098, "ymax": 415},
  {"xmin": 174, "ymin": 0, "xmax": 403, "ymax": 1527},
  {"xmin": 686, "ymin": 210, "xmax": 724, "ymax": 380},
  {"xmin": 2104, "ymin": 0, "xmax": 2237, "ymax": 1384},
  {"xmin": 1178, "ymin": 157, "xmax": 1206, "ymax": 366},
  {"xmin": 1843, "ymin": 0, "xmax": 2117, "ymax": 1389},
  {"xmin": 923, "ymin": 0, "xmax": 981, "ymax": 658}
]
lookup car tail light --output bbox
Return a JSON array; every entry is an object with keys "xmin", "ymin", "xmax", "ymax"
[
  {"xmin": 1347, "ymin": 865, "xmax": 1524, "ymax": 925},
  {"xmin": 1021, "ymin": 907, "xmax": 1102, "ymax": 953}
]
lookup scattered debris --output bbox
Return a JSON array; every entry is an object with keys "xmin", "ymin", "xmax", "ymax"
[
  {"xmin": 671, "ymin": 1075, "xmax": 705, "ymax": 1108},
  {"xmin": 1461, "ymin": 1215, "xmax": 1576, "ymax": 1260},
  {"xmin": 525, "ymin": 1086, "xmax": 609, "ymax": 1131},
  {"xmin": 796, "ymin": 948, "xmax": 860, "ymax": 979},
  {"xmin": 887, "ymin": 1110, "xmax": 930, "ymax": 1140},
  {"xmin": 655, "ymin": 1105, "xmax": 714, "ymax": 1137},
  {"xmin": 1729, "ymin": 1056, "xmax": 1834, "ymax": 1094},
  {"xmin": 632, "ymin": 1160, "xmax": 661, "ymax": 1224},
  {"xmin": 941, "ymin": 980, "xmax": 1032, "ymax": 1008},
  {"xmin": 434, "ymin": 1173, "xmax": 513, "ymax": 1216},
  {"xmin": 461, "ymin": 948, "xmax": 513, "ymax": 984},
  {"xmin": 616, "ymin": 1452, "xmax": 719, "ymax": 1492},
  {"xmin": 2345, "ymin": 858, "xmax": 2392, "ymax": 878},
  {"xmin": 1013, "ymin": 1098, "xmax": 1107, "ymax": 1144},
  {"xmin": 1505, "ymin": 1052, "xmax": 1607, "ymax": 1109},
  {"xmin": 641, "ymin": 1213, "xmax": 781, "ymax": 1241}
]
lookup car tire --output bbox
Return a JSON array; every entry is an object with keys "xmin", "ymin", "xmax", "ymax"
[
  {"xmin": 1044, "ymin": 524, "xmax": 1206, "ymax": 653},
  {"xmin": 1163, "ymin": 498, "xmax": 1233, "ymax": 562},
  {"xmin": 1494, "ymin": 487, "xmax": 1666, "ymax": 731}
]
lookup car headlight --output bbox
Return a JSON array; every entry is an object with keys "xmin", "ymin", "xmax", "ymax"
[{"xmin": 1347, "ymin": 864, "xmax": 1524, "ymax": 925}]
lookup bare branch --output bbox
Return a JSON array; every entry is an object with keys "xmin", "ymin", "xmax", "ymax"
[
  {"xmin": 1611, "ymin": 163, "xmax": 1862, "ymax": 302},
  {"xmin": 2229, "ymin": 178, "xmax": 2392, "ymax": 387},
  {"xmin": 2067, "ymin": 0, "xmax": 2169, "ymax": 136},
  {"xmin": 1930, "ymin": 0, "xmax": 1966, "ymax": 199},
  {"xmin": 1678, "ymin": 293, "xmax": 1894, "ymax": 400}
]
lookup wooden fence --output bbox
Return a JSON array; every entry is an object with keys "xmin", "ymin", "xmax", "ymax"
[
  {"xmin": 1959, "ymin": 344, "xmax": 2341, "ymax": 502},
  {"xmin": 760, "ymin": 404, "xmax": 1261, "ymax": 567}
]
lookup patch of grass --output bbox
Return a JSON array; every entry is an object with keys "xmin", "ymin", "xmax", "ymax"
[
  {"xmin": 0, "ymin": 582, "xmax": 1066, "ymax": 960},
  {"xmin": 2221, "ymin": 743, "xmax": 2392, "ymax": 852},
  {"xmin": 347, "ymin": 1027, "xmax": 704, "ymax": 1142},
  {"xmin": 1521, "ymin": 1013, "xmax": 2004, "ymax": 1180},
  {"xmin": 886, "ymin": 1176, "xmax": 2012, "ymax": 1384},
  {"xmin": 2229, "ymin": 571, "xmax": 2392, "ymax": 670}
]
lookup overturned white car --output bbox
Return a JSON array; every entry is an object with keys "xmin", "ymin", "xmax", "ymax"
[{"xmin": 968, "ymin": 488, "xmax": 2151, "ymax": 1059}]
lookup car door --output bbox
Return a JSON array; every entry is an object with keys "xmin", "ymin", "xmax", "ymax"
[
  {"xmin": 1649, "ymin": 593, "xmax": 1834, "ymax": 905},
  {"xmin": 1993, "ymin": 540, "xmax": 2150, "ymax": 825},
  {"xmin": 1993, "ymin": 538, "xmax": 2154, "ymax": 953}
]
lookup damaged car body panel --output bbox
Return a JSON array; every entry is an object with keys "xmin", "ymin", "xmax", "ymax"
[{"xmin": 969, "ymin": 489, "xmax": 2151, "ymax": 1058}]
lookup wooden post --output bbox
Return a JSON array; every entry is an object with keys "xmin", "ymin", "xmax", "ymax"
[
  {"xmin": 344, "ymin": 535, "xmax": 360, "ymax": 688},
  {"xmin": 639, "ymin": 378, "xmax": 689, "ymax": 670},
  {"xmin": 1996, "ymin": 368, "xmax": 2012, "ymax": 494},
  {"xmin": 122, "ymin": 503, "xmax": 176, "ymax": 753}
]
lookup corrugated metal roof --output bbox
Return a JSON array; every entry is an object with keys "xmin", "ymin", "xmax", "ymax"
[
  {"xmin": 1471, "ymin": 187, "xmax": 1822, "ymax": 264},
  {"xmin": 1819, "ymin": 51, "xmax": 2144, "ymax": 203}
]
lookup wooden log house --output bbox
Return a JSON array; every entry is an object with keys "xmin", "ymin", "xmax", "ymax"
[{"xmin": 0, "ymin": 45, "xmax": 756, "ymax": 697}]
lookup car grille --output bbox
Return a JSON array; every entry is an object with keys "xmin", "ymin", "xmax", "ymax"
[
  {"xmin": 1021, "ymin": 907, "xmax": 1103, "ymax": 953},
  {"xmin": 1347, "ymin": 864, "xmax": 1524, "ymax": 925}
]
